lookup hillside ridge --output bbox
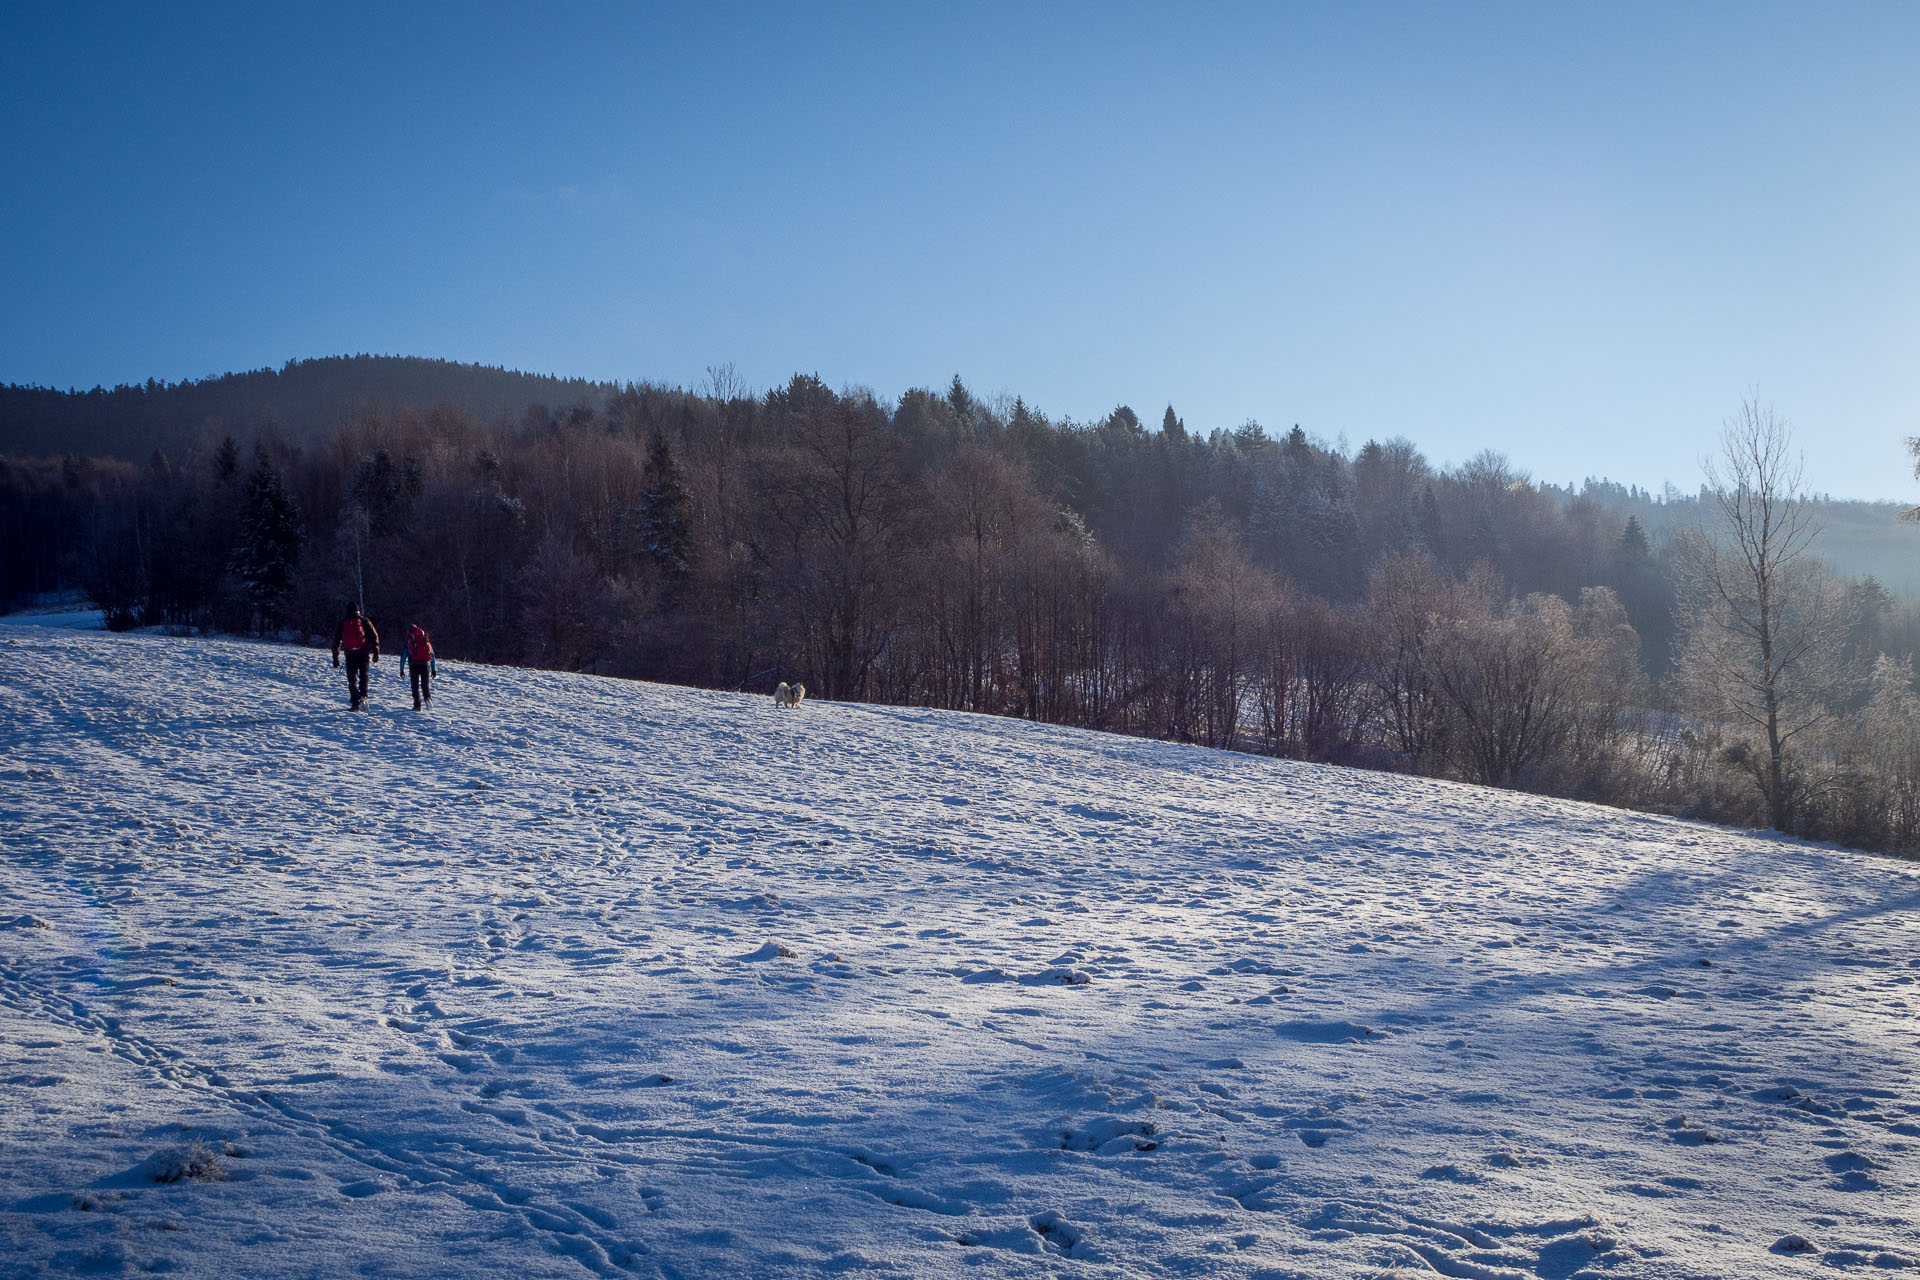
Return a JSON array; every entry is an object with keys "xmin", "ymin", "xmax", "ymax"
[{"xmin": 0, "ymin": 355, "xmax": 622, "ymax": 459}]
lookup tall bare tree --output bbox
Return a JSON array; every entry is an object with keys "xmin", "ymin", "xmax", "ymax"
[
  {"xmin": 1364, "ymin": 548, "xmax": 1458, "ymax": 770},
  {"xmin": 1162, "ymin": 502, "xmax": 1279, "ymax": 749},
  {"xmin": 1903, "ymin": 436, "xmax": 1920, "ymax": 524},
  {"xmin": 1678, "ymin": 398, "xmax": 1844, "ymax": 830},
  {"xmin": 758, "ymin": 389, "xmax": 911, "ymax": 700}
]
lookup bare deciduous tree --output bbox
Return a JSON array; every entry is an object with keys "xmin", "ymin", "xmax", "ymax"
[
  {"xmin": 1364, "ymin": 549, "xmax": 1457, "ymax": 769},
  {"xmin": 1163, "ymin": 502, "xmax": 1280, "ymax": 749},
  {"xmin": 759, "ymin": 391, "xmax": 911, "ymax": 701},
  {"xmin": 1678, "ymin": 398, "xmax": 1845, "ymax": 830},
  {"xmin": 1902, "ymin": 436, "xmax": 1920, "ymax": 524},
  {"xmin": 1283, "ymin": 596, "xmax": 1374, "ymax": 762},
  {"xmin": 1426, "ymin": 591, "xmax": 1590, "ymax": 788}
]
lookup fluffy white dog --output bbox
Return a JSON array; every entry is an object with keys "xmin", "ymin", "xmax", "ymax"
[{"xmin": 772, "ymin": 681, "xmax": 806, "ymax": 709}]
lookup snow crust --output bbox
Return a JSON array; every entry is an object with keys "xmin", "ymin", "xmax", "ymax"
[{"xmin": 2, "ymin": 622, "xmax": 1918, "ymax": 1277}]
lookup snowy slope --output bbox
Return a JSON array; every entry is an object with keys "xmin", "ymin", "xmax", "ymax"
[{"xmin": 2, "ymin": 624, "xmax": 1918, "ymax": 1279}]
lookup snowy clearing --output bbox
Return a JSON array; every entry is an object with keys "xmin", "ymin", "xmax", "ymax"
[{"xmin": 2, "ymin": 622, "xmax": 1918, "ymax": 1278}]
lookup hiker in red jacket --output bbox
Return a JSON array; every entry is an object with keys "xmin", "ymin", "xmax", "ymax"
[
  {"xmin": 403, "ymin": 622, "xmax": 435, "ymax": 711},
  {"xmin": 330, "ymin": 603, "xmax": 381, "ymax": 711}
]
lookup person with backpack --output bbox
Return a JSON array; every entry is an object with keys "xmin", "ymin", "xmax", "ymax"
[
  {"xmin": 402, "ymin": 622, "xmax": 435, "ymax": 710},
  {"xmin": 330, "ymin": 602, "xmax": 381, "ymax": 711}
]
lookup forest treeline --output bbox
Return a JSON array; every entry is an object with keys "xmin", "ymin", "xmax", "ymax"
[
  {"xmin": 7, "ymin": 371, "xmax": 1920, "ymax": 856},
  {"xmin": 0, "ymin": 355, "xmax": 620, "ymax": 460}
]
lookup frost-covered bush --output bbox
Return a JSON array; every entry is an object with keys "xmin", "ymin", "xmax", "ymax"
[{"xmin": 142, "ymin": 1140, "xmax": 227, "ymax": 1183}]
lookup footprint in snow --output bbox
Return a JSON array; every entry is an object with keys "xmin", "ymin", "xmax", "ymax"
[
  {"xmin": 1825, "ymin": 1152, "xmax": 1882, "ymax": 1190},
  {"xmin": 1488, "ymin": 1149, "xmax": 1543, "ymax": 1168},
  {"xmin": 1663, "ymin": 1115, "xmax": 1725, "ymax": 1146},
  {"xmin": 1420, "ymin": 1164, "xmax": 1483, "ymax": 1183},
  {"xmin": 1820, "ymin": 1246, "xmax": 1920, "ymax": 1268},
  {"xmin": 1274, "ymin": 1020, "xmax": 1386, "ymax": 1044},
  {"xmin": 810, "ymin": 954, "xmax": 856, "ymax": 979},
  {"xmin": 1031, "ymin": 1211, "xmax": 1089, "ymax": 1257},
  {"xmin": 1059, "ymin": 1119, "xmax": 1158, "ymax": 1154},
  {"xmin": 1019, "ymin": 968, "xmax": 1089, "ymax": 986},
  {"xmin": 566, "ymin": 1201, "xmax": 619, "ymax": 1229}
]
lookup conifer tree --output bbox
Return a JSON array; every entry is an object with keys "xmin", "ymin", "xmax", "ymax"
[
  {"xmin": 1618, "ymin": 515, "xmax": 1651, "ymax": 563},
  {"xmin": 1416, "ymin": 482, "xmax": 1446, "ymax": 556},
  {"xmin": 213, "ymin": 435, "xmax": 240, "ymax": 483},
  {"xmin": 946, "ymin": 374, "xmax": 975, "ymax": 427},
  {"xmin": 1611, "ymin": 513, "xmax": 1674, "ymax": 677},
  {"xmin": 637, "ymin": 429, "xmax": 692, "ymax": 587},
  {"xmin": 232, "ymin": 446, "xmax": 302, "ymax": 633},
  {"xmin": 351, "ymin": 448, "xmax": 422, "ymax": 537}
]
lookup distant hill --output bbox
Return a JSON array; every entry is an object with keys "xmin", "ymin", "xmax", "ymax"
[
  {"xmin": 0, "ymin": 355, "xmax": 622, "ymax": 460},
  {"xmin": 10, "ymin": 354, "xmax": 1915, "ymax": 596},
  {"xmin": 1561, "ymin": 478, "xmax": 1920, "ymax": 599}
]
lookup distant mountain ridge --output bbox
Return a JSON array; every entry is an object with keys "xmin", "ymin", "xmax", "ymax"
[
  {"xmin": 1556, "ymin": 478, "xmax": 1920, "ymax": 599},
  {"xmin": 0, "ymin": 355, "xmax": 621, "ymax": 460},
  {"xmin": 8, "ymin": 354, "xmax": 1916, "ymax": 595}
]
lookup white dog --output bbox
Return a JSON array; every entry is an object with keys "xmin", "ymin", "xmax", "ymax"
[{"xmin": 772, "ymin": 681, "xmax": 806, "ymax": 709}]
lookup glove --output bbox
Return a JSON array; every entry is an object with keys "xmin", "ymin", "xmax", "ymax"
[
  {"xmin": 372, "ymin": 652, "xmax": 379, "ymax": 663},
  {"xmin": 333, "ymin": 656, "xmax": 340, "ymax": 668}
]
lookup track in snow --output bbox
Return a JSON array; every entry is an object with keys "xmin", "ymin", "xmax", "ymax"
[{"xmin": 2, "ymin": 623, "xmax": 1918, "ymax": 1278}]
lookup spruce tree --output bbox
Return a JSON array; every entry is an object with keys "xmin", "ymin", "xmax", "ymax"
[
  {"xmin": 1612, "ymin": 512, "xmax": 1675, "ymax": 680},
  {"xmin": 213, "ymin": 435, "xmax": 240, "ymax": 483},
  {"xmin": 351, "ymin": 448, "xmax": 422, "ymax": 537},
  {"xmin": 946, "ymin": 374, "xmax": 975, "ymax": 426},
  {"xmin": 1416, "ymin": 483, "xmax": 1446, "ymax": 556},
  {"xmin": 1618, "ymin": 514, "xmax": 1651, "ymax": 564},
  {"xmin": 637, "ymin": 429, "xmax": 692, "ymax": 588},
  {"xmin": 232, "ymin": 447, "xmax": 302, "ymax": 633}
]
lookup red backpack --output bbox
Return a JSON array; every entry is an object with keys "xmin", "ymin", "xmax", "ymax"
[
  {"xmin": 407, "ymin": 626, "xmax": 432, "ymax": 662},
  {"xmin": 341, "ymin": 616, "xmax": 366, "ymax": 650}
]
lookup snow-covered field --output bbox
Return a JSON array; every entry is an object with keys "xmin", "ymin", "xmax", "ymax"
[{"xmin": 2, "ymin": 623, "xmax": 1918, "ymax": 1279}]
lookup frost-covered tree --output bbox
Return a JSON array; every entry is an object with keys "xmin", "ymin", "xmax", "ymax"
[
  {"xmin": 1859, "ymin": 654, "xmax": 1920, "ymax": 848},
  {"xmin": 1677, "ymin": 399, "xmax": 1848, "ymax": 831},
  {"xmin": 1364, "ymin": 548, "xmax": 1459, "ymax": 769},
  {"xmin": 1425, "ymin": 589, "xmax": 1592, "ymax": 789},
  {"xmin": 1165, "ymin": 501, "xmax": 1279, "ymax": 749}
]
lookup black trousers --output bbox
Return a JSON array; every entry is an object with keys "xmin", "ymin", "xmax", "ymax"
[
  {"xmin": 410, "ymin": 661, "xmax": 431, "ymax": 706},
  {"xmin": 344, "ymin": 650, "xmax": 371, "ymax": 705}
]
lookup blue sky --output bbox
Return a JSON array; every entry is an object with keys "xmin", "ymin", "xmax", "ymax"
[{"xmin": 3, "ymin": 2, "xmax": 1917, "ymax": 498}]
